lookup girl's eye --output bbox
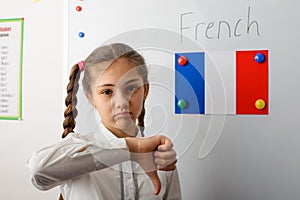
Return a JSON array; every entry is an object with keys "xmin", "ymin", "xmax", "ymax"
[
  {"xmin": 101, "ymin": 89, "xmax": 113, "ymax": 95},
  {"xmin": 126, "ymin": 85, "xmax": 138, "ymax": 93}
]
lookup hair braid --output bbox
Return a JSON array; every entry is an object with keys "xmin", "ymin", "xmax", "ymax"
[
  {"xmin": 138, "ymin": 101, "xmax": 146, "ymax": 136},
  {"xmin": 62, "ymin": 64, "xmax": 81, "ymax": 138},
  {"xmin": 59, "ymin": 194, "xmax": 64, "ymax": 200},
  {"xmin": 59, "ymin": 64, "xmax": 81, "ymax": 200}
]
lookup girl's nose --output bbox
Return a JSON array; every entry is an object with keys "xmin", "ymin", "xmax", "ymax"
[{"xmin": 112, "ymin": 89, "xmax": 129, "ymax": 109}]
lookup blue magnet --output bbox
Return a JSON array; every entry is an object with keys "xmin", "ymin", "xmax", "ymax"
[
  {"xmin": 78, "ymin": 32, "xmax": 85, "ymax": 38},
  {"xmin": 254, "ymin": 53, "xmax": 265, "ymax": 63}
]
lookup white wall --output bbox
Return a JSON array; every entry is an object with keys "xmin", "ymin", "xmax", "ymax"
[{"xmin": 0, "ymin": 0, "xmax": 63, "ymax": 199}]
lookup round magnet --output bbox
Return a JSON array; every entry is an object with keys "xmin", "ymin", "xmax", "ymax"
[
  {"xmin": 255, "ymin": 99, "xmax": 266, "ymax": 110},
  {"xmin": 76, "ymin": 6, "xmax": 82, "ymax": 12},
  {"xmin": 78, "ymin": 32, "xmax": 85, "ymax": 38},
  {"xmin": 178, "ymin": 56, "xmax": 188, "ymax": 66},
  {"xmin": 177, "ymin": 99, "xmax": 188, "ymax": 109},
  {"xmin": 254, "ymin": 53, "xmax": 265, "ymax": 63}
]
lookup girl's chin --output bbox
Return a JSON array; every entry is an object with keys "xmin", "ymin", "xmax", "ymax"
[{"xmin": 115, "ymin": 119, "xmax": 136, "ymax": 136}]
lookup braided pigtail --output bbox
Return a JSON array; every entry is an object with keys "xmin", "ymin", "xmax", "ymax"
[
  {"xmin": 138, "ymin": 101, "xmax": 146, "ymax": 137},
  {"xmin": 60, "ymin": 63, "xmax": 83, "ymax": 200},
  {"xmin": 59, "ymin": 193, "xmax": 64, "ymax": 200},
  {"xmin": 62, "ymin": 63, "xmax": 82, "ymax": 138}
]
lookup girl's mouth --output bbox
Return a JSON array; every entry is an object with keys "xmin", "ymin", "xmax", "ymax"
[{"xmin": 114, "ymin": 111, "xmax": 132, "ymax": 119}]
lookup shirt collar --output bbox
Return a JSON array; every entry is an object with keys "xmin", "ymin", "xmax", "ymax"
[{"xmin": 97, "ymin": 123, "xmax": 142, "ymax": 145}]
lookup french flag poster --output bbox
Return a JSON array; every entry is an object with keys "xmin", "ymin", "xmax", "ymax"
[{"xmin": 175, "ymin": 50, "xmax": 268, "ymax": 115}]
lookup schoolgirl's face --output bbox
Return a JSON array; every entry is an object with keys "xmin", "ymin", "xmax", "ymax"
[{"xmin": 92, "ymin": 58, "xmax": 149, "ymax": 138}]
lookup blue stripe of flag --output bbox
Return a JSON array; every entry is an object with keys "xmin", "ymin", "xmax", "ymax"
[{"xmin": 175, "ymin": 52, "xmax": 205, "ymax": 114}]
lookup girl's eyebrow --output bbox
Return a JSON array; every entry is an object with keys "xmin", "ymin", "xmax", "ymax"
[
  {"xmin": 125, "ymin": 79, "xmax": 141, "ymax": 85},
  {"xmin": 96, "ymin": 83, "xmax": 115, "ymax": 88},
  {"xmin": 96, "ymin": 79, "xmax": 141, "ymax": 88}
]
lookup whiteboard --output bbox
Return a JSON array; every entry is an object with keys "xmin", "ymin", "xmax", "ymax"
[{"xmin": 67, "ymin": 1, "xmax": 300, "ymax": 199}]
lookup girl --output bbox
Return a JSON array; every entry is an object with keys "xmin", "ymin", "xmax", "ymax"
[{"xmin": 27, "ymin": 43, "xmax": 181, "ymax": 200}]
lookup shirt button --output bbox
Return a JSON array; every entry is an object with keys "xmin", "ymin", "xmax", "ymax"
[{"xmin": 127, "ymin": 174, "xmax": 132, "ymax": 179}]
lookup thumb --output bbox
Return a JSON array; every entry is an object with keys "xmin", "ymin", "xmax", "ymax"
[{"xmin": 146, "ymin": 171, "xmax": 161, "ymax": 195}]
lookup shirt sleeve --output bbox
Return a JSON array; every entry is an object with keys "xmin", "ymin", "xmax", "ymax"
[
  {"xmin": 26, "ymin": 132, "xmax": 130, "ymax": 191},
  {"xmin": 164, "ymin": 169, "xmax": 182, "ymax": 200}
]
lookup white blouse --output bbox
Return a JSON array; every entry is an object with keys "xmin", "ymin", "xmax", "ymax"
[{"xmin": 27, "ymin": 124, "xmax": 181, "ymax": 200}]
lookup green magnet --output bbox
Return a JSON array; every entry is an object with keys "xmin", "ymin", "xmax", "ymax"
[{"xmin": 177, "ymin": 99, "xmax": 188, "ymax": 109}]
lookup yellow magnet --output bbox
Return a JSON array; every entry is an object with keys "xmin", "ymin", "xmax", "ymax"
[
  {"xmin": 255, "ymin": 99, "xmax": 266, "ymax": 110},
  {"xmin": 33, "ymin": 0, "xmax": 40, "ymax": 2}
]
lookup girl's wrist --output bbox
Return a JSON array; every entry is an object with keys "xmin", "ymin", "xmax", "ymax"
[
  {"xmin": 125, "ymin": 137, "xmax": 142, "ymax": 163},
  {"xmin": 125, "ymin": 137, "xmax": 139, "ymax": 153}
]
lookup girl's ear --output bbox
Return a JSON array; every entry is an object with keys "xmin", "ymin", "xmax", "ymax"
[
  {"xmin": 84, "ymin": 91, "xmax": 96, "ymax": 107},
  {"xmin": 144, "ymin": 83, "xmax": 149, "ymax": 100}
]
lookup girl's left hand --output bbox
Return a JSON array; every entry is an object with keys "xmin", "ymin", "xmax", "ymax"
[
  {"xmin": 126, "ymin": 135, "xmax": 177, "ymax": 195},
  {"xmin": 154, "ymin": 138, "xmax": 177, "ymax": 171}
]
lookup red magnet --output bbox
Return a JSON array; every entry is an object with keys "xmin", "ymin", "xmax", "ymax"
[
  {"xmin": 178, "ymin": 56, "xmax": 188, "ymax": 66},
  {"xmin": 76, "ymin": 6, "xmax": 82, "ymax": 12}
]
